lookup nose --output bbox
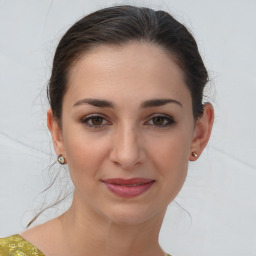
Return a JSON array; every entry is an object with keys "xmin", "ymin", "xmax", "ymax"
[{"xmin": 109, "ymin": 123, "xmax": 146, "ymax": 171}]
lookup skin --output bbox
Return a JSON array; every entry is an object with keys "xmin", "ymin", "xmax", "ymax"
[{"xmin": 21, "ymin": 42, "xmax": 214, "ymax": 256}]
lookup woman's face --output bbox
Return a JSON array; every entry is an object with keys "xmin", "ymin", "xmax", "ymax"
[{"xmin": 51, "ymin": 42, "xmax": 198, "ymax": 224}]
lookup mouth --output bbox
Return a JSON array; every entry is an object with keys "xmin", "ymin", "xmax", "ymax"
[{"xmin": 101, "ymin": 178, "xmax": 155, "ymax": 198}]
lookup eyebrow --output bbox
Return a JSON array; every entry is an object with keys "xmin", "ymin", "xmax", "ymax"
[
  {"xmin": 73, "ymin": 98, "xmax": 114, "ymax": 108},
  {"xmin": 73, "ymin": 98, "xmax": 182, "ymax": 108},
  {"xmin": 141, "ymin": 99, "xmax": 182, "ymax": 108}
]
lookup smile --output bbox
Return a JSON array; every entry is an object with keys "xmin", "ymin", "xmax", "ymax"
[{"xmin": 101, "ymin": 178, "xmax": 155, "ymax": 198}]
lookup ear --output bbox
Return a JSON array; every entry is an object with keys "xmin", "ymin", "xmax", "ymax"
[
  {"xmin": 189, "ymin": 103, "xmax": 214, "ymax": 161},
  {"xmin": 47, "ymin": 108, "xmax": 65, "ymax": 157}
]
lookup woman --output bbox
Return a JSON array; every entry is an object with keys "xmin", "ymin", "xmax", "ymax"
[{"xmin": 0, "ymin": 5, "xmax": 214, "ymax": 256}]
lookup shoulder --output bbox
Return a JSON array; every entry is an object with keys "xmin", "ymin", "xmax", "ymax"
[{"xmin": 0, "ymin": 234, "xmax": 44, "ymax": 255}]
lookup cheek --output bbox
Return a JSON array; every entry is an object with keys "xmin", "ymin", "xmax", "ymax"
[
  {"xmin": 62, "ymin": 126, "xmax": 109, "ymax": 183},
  {"xmin": 149, "ymin": 129, "xmax": 192, "ymax": 200},
  {"xmin": 152, "ymin": 129, "xmax": 191, "ymax": 171}
]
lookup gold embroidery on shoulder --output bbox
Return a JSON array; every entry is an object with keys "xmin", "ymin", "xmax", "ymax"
[{"xmin": 0, "ymin": 235, "xmax": 44, "ymax": 256}]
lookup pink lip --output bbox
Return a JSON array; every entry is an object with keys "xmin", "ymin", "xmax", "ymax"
[{"xmin": 102, "ymin": 178, "xmax": 155, "ymax": 198}]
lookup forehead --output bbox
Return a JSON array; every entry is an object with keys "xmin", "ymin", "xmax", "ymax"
[{"xmin": 65, "ymin": 42, "xmax": 191, "ymax": 106}]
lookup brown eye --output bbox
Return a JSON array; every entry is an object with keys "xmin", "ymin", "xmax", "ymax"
[
  {"xmin": 146, "ymin": 114, "xmax": 175, "ymax": 127},
  {"xmin": 152, "ymin": 117, "xmax": 165, "ymax": 126},
  {"xmin": 91, "ymin": 116, "xmax": 103, "ymax": 125},
  {"xmin": 81, "ymin": 115, "xmax": 109, "ymax": 128}
]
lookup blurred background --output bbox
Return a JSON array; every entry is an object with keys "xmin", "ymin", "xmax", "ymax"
[{"xmin": 0, "ymin": 0, "xmax": 255, "ymax": 255}]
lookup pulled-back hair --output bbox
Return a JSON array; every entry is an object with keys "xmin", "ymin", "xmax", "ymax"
[
  {"xmin": 48, "ymin": 5, "xmax": 208, "ymax": 122},
  {"xmin": 28, "ymin": 5, "xmax": 209, "ymax": 227}
]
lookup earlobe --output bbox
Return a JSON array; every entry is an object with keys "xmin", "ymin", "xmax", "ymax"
[
  {"xmin": 189, "ymin": 103, "xmax": 214, "ymax": 161},
  {"xmin": 47, "ymin": 108, "xmax": 65, "ymax": 157}
]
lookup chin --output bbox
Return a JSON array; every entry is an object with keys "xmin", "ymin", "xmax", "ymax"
[{"xmin": 102, "ymin": 203, "xmax": 164, "ymax": 226}]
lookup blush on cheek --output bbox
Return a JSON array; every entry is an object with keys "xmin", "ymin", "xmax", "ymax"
[
  {"xmin": 64, "ymin": 132, "xmax": 109, "ymax": 181},
  {"xmin": 154, "ymin": 139, "xmax": 189, "ymax": 202}
]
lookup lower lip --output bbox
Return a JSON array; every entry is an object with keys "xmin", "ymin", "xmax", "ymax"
[{"xmin": 103, "ymin": 181, "xmax": 155, "ymax": 198}]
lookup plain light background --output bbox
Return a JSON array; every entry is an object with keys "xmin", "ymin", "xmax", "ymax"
[{"xmin": 0, "ymin": 0, "xmax": 256, "ymax": 255}]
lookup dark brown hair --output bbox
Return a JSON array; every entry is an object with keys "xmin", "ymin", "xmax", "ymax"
[
  {"xmin": 47, "ymin": 5, "xmax": 208, "ymax": 122},
  {"xmin": 28, "ymin": 5, "xmax": 208, "ymax": 227}
]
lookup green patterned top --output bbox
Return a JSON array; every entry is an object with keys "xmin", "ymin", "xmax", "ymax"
[
  {"xmin": 0, "ymin": 234, "xmax": 171, "ymax": 256},
  {"xmin": 0, "ymin": 234, "xmax": 44, "ymax": 255}
]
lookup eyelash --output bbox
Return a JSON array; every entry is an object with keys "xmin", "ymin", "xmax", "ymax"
[
  {"xmin": 81, "ymin": 114, "xmax": 175, "ymax": 129},
  {"xmin": 81, "ymin": 114, "xmax": 110, "ymax": 129},
  {"xmin": 145, "ymin": 114, "xmax": 175, "ymax": 128}
]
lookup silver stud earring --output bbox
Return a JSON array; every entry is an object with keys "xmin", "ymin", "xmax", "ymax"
[
  {"xmin": 57, "ymin": 154, "xmax": 66, "ymax": 165},
  {"xmin": 191, "ymin": 152, "xmax": 198, "ymax": 158}
]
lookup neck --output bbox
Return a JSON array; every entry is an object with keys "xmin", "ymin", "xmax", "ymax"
[{"xmin": 57, "ymin": 193, "xmax": 167, "ymax": 256}]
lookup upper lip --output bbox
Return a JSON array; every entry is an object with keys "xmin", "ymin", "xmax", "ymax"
[{"xmin": 101, "ymin": 178, "xmax": 155, "ymax": 185}]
